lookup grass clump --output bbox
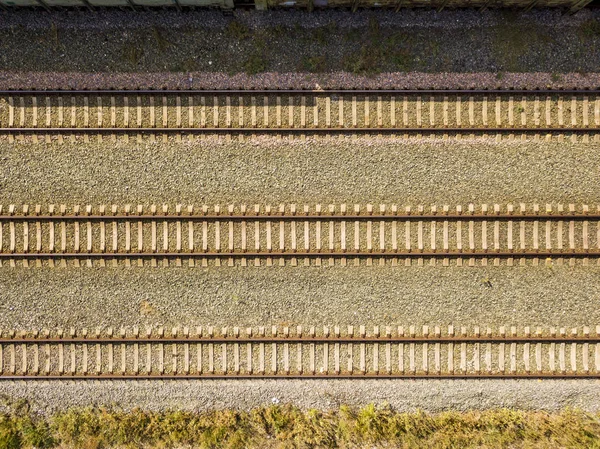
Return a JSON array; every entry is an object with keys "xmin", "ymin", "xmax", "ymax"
[
  {"xmin": 225, "ymin": 20, "xmax": 250, "ymax": 40},
  {"xmin": 241, "ymin": 32, "xmax": 268, "ymax": 74},
  {"xmin": 343, "ymin": 44, "xmax": 381, "ymax": 75},
  {"xmin": 579, "ymin": 19, "xmax": 600, "ymax": 39},
  {"xmin": 243, "ymin": 53, "xmax": 266, "ymax": 75},
  {"xmin": 49, "ymin": 22, "xmax": 59, "ymax": 52},
  {"xmin": 1, "ymin": 404, "xmax": 600, "ymax": 448},
  {"xmin": 302, "ymin": 55, "xmax": 327, "ymax": 72},
  {"xmin": 151, "ymin": 26, "xmax": 176, "ymax": 54},
  {"xmin": 492, "ymin": 25, "xmax": 532, "ymax": 72},
  {"xmin": 313, "ymin": 26, "xmax": 328, "ymax": 46},
  {"xmin": 342, "ymin": 22, "xmax": 416, "ymax": 74},
  {"xmin": 122, "ymin": 45, "xmax": 143, "ymax": 66},
  {"xmin": 491, "ymin": 13, "xmax": 554, "ymax": 72}
]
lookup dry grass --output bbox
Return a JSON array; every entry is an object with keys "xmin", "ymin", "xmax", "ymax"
[{"xmin": 1, "ymin": 403, "xmax": 600, "ymax": 448}]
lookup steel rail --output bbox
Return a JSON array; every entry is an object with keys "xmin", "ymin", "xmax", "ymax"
[
  {"xmin": 1, "ymin": 213, "xmax": 598, "ymax": 220},
  {"xmin": 0, "ymin": 89, "xmax": 598, "ymax": 95},
  {"xmin": 2, "ymin": 251, "xmax": 599, "ymax": 258},
  {"xmin": 0, "ymin": 127, "xmax": 597, "ymax": 133},
  {"xmin": 3, "ymin": 373, "xmax": 600, "ymax": 380},
  {"xmin": 3, "ymin": 330, "xmax": 596, "ymax": 380},
  {"xmin": 2, "ymin": 336, "xmax": 599, "ymax": 343}
]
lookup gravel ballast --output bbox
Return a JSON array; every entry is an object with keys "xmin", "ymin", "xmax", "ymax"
[
  {"xmin": 0, "ymin": 138, "xmax": 598, "ymax": 330},
  {"xmin": 1, "ymin": 138, "xmax": 599, "ymax": 205},
  {"xmin": 3, "ymin": 379, "xmax": 600, "ymax": 414},
  {"xmin": 2, "ymin": 7, "xmax": 600, "ymax": 412},
  {"xmin": 2, "ymin": 265, "xmax": 600, "ymax": 329},
  {"xmin": 2, "ymin": 131, "xmax": 600, "ymax": 413},
  {"xmin": 1, "ymin": 71, "xmax": 599, "ymax": 90}
]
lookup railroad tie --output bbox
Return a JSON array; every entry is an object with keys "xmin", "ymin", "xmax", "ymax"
[
  {"xmin": 0, "ymin": 90, "xmax": 596, "ymax": 139},
  {"xmin": 0, "ymin": 203, "xmax": 599, "ymax": 267}
]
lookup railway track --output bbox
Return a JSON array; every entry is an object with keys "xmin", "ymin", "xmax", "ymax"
[
  {"xmin": 1, "ymin": 325, "xmax": 599, "ymax": 379},
  {"xmin": 0, "ymin": 89, "xmax": 598, "ymax": 139},
  {"xmin": 1, "ymin": 203, "xmax": 599, "ymax": 267}
]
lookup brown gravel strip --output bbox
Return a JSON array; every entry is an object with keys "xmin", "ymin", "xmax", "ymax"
[
  {"xmin": 1, "ymin": 71, "xmax": 599, "ymax": 90},
  {"xmin": 3, "ymin": 379, "xmax": 600, "ymax": 414}
]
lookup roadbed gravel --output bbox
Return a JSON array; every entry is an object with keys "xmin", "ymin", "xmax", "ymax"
[
  {"xmin": 1, "ymin": 138, "xmax": 599, "ymax": 205},
  {"xmin": 3, "ymin": 379, "xmax": 600, "ymax": 414},
  {"xmin": 2, "ymin": 7, "xmax": 599, "ymax": 409},
  {"xmin": 2, "ymin": 265, "xmax": 600, "ymax": 329}
]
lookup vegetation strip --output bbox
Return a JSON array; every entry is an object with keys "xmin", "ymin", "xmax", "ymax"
[
  {"xmin": 1, "ymin": 405, "xmax": 600, "ymax": 449},
  {"xmin": 1, "ymin": 13, "xmax": 599, "ymax": 76}
]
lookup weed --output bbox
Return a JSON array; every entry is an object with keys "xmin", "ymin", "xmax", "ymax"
[
  {"xmin": 18, "ymin": 418, "xmax": 55, "ymax": 449},
  {"xmin": 427, "ymin": 40, "xmax": 440, "ymax": 58},
  {"xmin": 180, "ymin": 57, "xmax": 198, "ymax": 72},
  {"xmin": 151, "ymin": 26, "xmax": 175, "ymax": 53},
  {"xmin": 491, "ymin": 20, "xmax": 538, "ymax": 72},
  {"xmin": 385, "ymin": 30, "xmax": 407, "ymax": 47},
  {"xmin": 579, "ymin": 19, "xmax": 600, "ymax": 39},
  {"xmin": 302, "ymin": 55, "xmax": 326, "ymax": 72},
  {"xmin": 169, "ymin": 57, "xmax": 199, "ymax": 73},
  {"xmin": 252, "ymin": 32, "xmax": 268, "ymax": 51},
  {"xmin": 344, "ymin": 45, "xmax": 381, "ymax": 75},
  {"xmin": 270, "ymin": 24, "xmax": 286, "ymax": 36},
  {"xmin": 313, "ymin": 27, "xmax": 327, "ymax": 45},
  {"xmin": 243, "ymin": 53, "xmax": 266, "ymax": 74},
  {"xmin": 123, "ymin": 44, "xmax": 143, "ymax": 66},
  {"xmin": 10, "ymin": 400, "xmax": 29, "ymax": 417},
  {"xmin": 496, "ymin": 71, "xmax": 504, "ymax": 80},
  {"xmin": 382, "ymin": 32, "xmax": 414, "ymax": 71},
  {"xmin": 577, "ymin": 67, "xmax": 589, "ymax": 77},
  {"xmin": 356, "ymin": 403, "xmax": 388, "ymax": 441},
  {"xmin": 49, "ymin": 22, "xmax": 59, "ymax": 52},
  {"xmin": 551, "ymin": 72, "xmax": 562, "ymax": 82},
  {"xmin": 344, "ymin": 28, "xmax": 362, "ymax": 42},
  {"xmin": 226, "ymin": 20, "xmax": 250, "ymax": 40},
  {"xmin": 0, "ymin": 417, "xmax": 21, "ymax": 449},
  {"xmin": 391, "ymin": 48, "xmax": 413, "ymax": 71},
  {"xmin": 368, "ymin": 16, "xmax": 380, "ymax": 36},
  {"xmin": 139, "ymin": 300, "xmax": 155, "ymax": 316}
]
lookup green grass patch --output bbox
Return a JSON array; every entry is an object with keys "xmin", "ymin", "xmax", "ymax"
[
  {"xmin": 243, "ymin": 52, "xmax": 266, "ymax": 75},
  {"xmin": 491, "ymin": 13, "xmax": 555, "ymax": 72},
  {"xmin": 151, "ymin": 26, "xmax": 176, "ymax": 54},
  {"xmin": 341, "ymin": 23, "xmax": 417, "ymax": 75},
  {"xmin": 225, "ymin": 20, "xmax": 251, "ymax": 40},
  {"xmin": 301, "ymin": 55, "xmax": 327, "ymax": 73},
  {"xmin": 579, "ymin": 19, "xmax": 600, "ymax": 39},
  {"xmin": 122, "ymin": 44, "xmax": 144, "ymax": 67},
  {"xmin": 0, "ymin": 404, "xmax": 600, "ymax": 448}
]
